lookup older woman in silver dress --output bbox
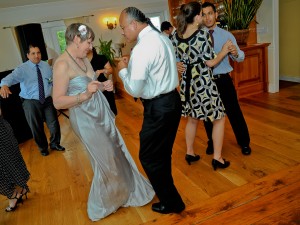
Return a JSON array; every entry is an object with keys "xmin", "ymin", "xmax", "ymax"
[{"xmin": 52, "ymin": 23, "xmax": 154, "ymax": 221}]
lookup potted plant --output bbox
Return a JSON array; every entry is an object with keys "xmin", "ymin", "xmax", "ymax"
[
  {"xmin": 222, "ymin": 0, "xmax": 263, "ymax": 45},
  {"xmin": 96, "ymin": 37, "xmax": 116, "ymax": 66}
]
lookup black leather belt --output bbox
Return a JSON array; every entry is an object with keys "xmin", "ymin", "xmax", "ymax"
[
  {"xmin": 20, "ymin": 96, "xmax": 51, "ymax": 102},
  {"xmin": 140, "ymin": 89, "xmax": 177, "ymax": 103},
  {"xmin": 212, "ymin": 73, "xmax": 228, "ymax": 80}
]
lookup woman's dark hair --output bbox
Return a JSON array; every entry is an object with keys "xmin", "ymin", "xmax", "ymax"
[
  {"xmin": 65, "ymin": 23, "xmax": 95, "ymax": 45},
  {"xmin": 122, "ymin": 7, "xmax": 161, "ymax": 33},
  {"xmin": 176, "ymin": 2, "xmax": 202, "ymax": 37}
]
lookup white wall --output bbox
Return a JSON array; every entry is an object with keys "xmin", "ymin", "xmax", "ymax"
[{"xmin": 256, "ymin": 0, "xmax": 279, "ymax": 93}]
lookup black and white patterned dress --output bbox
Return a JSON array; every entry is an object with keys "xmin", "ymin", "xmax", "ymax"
[
  {"xmin": 0, "ymin": 103, "xmax": 30, "ymax": 198},
  {"xmin": 172, "ymin": 29, "xmax": 225, "ymax": 122}
]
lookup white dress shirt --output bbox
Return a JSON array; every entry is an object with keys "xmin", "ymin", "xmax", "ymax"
[{"xmin": 119, "ymin": 26, "xmax": 179, "ymax": 99}]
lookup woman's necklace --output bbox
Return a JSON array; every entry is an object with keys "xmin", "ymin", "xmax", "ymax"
[{"xmin": 65, "ymin": 49, "xmax": 87, "ymax": 73}]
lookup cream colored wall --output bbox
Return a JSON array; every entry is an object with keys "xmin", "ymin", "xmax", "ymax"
[
  {"xmin": 0, "ymin": 29, "xmax": 23, "ymax": 71},
  {"xmin": 279, "ymin": 0, "xmax": 300, "ymax": 81}
]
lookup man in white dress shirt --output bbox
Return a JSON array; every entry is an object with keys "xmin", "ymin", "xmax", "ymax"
[{"xmin": 118, "ymin": 7, "xmax": 185, "ymax": 214}]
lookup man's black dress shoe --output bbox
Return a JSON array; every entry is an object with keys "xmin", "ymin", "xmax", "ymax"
[
  {"xmin": 206, "ymin": 141, "xmax": 214, "ymax": 155},
  {"xmin": 40, "ymin": 149, "xmax": 49, "ymax": 156},
  {"xmin": 206, "ymin": 146, "xmax": 213, "ymax": 155},
  {"xmin": 241, "ymin": 146, "xmax": 251, "ymax": 155},
  {"xmin": 151, "ymin": 202, "xmax": 185, "ymax": 214},
  {"xmin": 50, "ymin": 144, "xmax": 65, "ymax": 151}
]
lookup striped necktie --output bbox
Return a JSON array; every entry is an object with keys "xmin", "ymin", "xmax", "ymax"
[
  {"xmin": 209, "ymin": 30, "xmax": 214, "ymax": 47},
  {"xmin": 36, "ymin": 64, "xmax": 45, "ymax": 104}
]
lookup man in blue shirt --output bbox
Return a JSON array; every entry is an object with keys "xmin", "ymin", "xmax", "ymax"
[
  {"xmin": 201, "ymin": 2, "xmax": 251, "ymax": 155},
  {"xmin": 0, "ymin": 44, "xmax": 65, "ymax": 156}
]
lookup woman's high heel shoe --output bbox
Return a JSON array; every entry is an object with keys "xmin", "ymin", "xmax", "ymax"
[
  {"xmin": 5, "ymin": 203, "xmax": 18, "ymax": 212},
  {"xmin": 5, "ymin": 196, "xmax": 22, "ymax": 212},
  {"xmin": 212, "ymin": 158, "xmax": 230, "ymax": 171},
  {"xmin": 185, "ymin": 154, "xmax": 200, "ymax": 165},
  {"xmin": 17, "ymin": 188, "xmax": 28, "ymax": 204}
]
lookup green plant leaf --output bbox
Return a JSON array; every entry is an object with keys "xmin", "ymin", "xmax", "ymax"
[
  {"xmin": 95, "ymin": 36, "xmax": 116, "ymax": 66},
  {"xmin": 223, "ymin": 0, "xmax": 263, "ymax": 30}
]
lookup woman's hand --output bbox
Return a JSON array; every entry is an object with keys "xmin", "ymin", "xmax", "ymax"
[
  {"xmin": 228, "ymin": 43, "xmax": 238, "ymax": 57},
  {"xmin": 101, "ymin": 80, "xmax": 113, "ymax": 92},
  {"xmin": 221, "ymin": 40, "xmax": 232, "ymax": 55},
  {"xmin": 206, "ymin": 39, "xmax": 233, "ymax": 68},
  {"xmin": 95, "ymin": 70, "xmax": 102, "ymax": 77},
  {"xmin": 85, "ymin": 80, "xmax": 101, "ymax": 98},
  {"xmin": 176, "ymin": 62, "xmax": 186, "ymax": 75}
]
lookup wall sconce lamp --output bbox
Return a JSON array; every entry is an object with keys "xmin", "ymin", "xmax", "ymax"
[{"xmin": 105, "ymin": 17, "xmax": 117, "ymax": 30}]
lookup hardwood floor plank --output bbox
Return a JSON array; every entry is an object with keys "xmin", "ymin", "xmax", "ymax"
[
  {"xmin": 0, "ymin": 82, "xmax": 299, "ymax": 224},
  {"xmin": 143, "ymin": 164, "xmax": 300, "ymax": 225},
  {"xmin": 252, "ymin": 205, "xmax": 300, "ymax": 225},
  {"xmin": 196, "ymin": 181, "xmax": 300, "ymax": 225},
  {"xmin": 241, "ymin": 96, "xmax": 300, "ymax": 118}
]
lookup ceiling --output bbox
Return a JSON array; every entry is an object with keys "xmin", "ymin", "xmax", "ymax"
[
  {"xmin": 0, "ymin": 0, "xmax": 64, "ymax": 9},
  {"xmin": 0, "ymin": 0, "xmax": 165, "ymax": 9},
  {"xmin": 0, "ymin": 0, "xmax": 167, "ymax": 27}
]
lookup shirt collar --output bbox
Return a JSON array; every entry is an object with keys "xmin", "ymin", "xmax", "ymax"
[
  {"xmin": 137, "ymin": 25, "xmax": 152, "ymax": 42},
  {"xmin": 204, "ymin": 25, "xmax": 219, "ymax": 32},
  {"xmin": 27, "ymin": 60, "xmax": 41, "ymax": 69}
]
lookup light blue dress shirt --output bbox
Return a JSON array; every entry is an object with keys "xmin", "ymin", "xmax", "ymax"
[
  {"xmin": 208, "ymin": 26, "xmax": 245, "ymax": 75},
  {"xmin": 0, "ymin": 60, "xmax": 53, "ymax": 100}
]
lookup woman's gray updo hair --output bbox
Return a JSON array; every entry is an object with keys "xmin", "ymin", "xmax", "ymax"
[
  {"xmin": 65, "ymin": 23, "xmax": 95, "ymax": 45},
  {"xmin": 123, "ymin": 7, "xmax": 161, "ymax": 33}
]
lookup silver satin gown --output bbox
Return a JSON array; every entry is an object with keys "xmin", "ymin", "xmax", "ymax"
[{"xmin": 67, "ymin": 76, "xmax": 155, "ymax": 221}]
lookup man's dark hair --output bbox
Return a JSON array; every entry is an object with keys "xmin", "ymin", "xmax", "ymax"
[
  {"xmin": 202, "ymin": 2, "xmax": 217, "ymax": 12},
  {"xmin": 160, "ymin": 21, "xmax": 173, "ymax": 32},
  {"xmin": 26, "ymin": 43, "xmax": 40, "ymax": 54}
]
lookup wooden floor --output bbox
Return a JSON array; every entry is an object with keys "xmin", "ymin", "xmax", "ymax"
[{"xmin": 1, "ymin": 81, "xmax": 299, "ymax": 225}]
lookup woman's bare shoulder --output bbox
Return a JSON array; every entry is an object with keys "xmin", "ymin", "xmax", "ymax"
[{"xmin": 54, "ymin": 54, "xmax": 69, "ymax": 69}]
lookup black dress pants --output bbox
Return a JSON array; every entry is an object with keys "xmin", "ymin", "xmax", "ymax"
[
  {"xmin": 22, "ymin": 97, "xmax": 61, "ymax": 151},
  {"xmin": 139, "ymin": 90, "xmax": 184, "ymax": 209},
  {"xmin": 204, "ymin": 73, "xmax": 250, "ymax": 147}
]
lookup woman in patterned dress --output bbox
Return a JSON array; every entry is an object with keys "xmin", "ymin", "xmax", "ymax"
[
  {"xmin": 0, "ymin": 100, "xmax": 30, "ymax": 211},
  {"xmin": 172, "ymin": 2, "xmax": 231, "ymax": 170}
]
